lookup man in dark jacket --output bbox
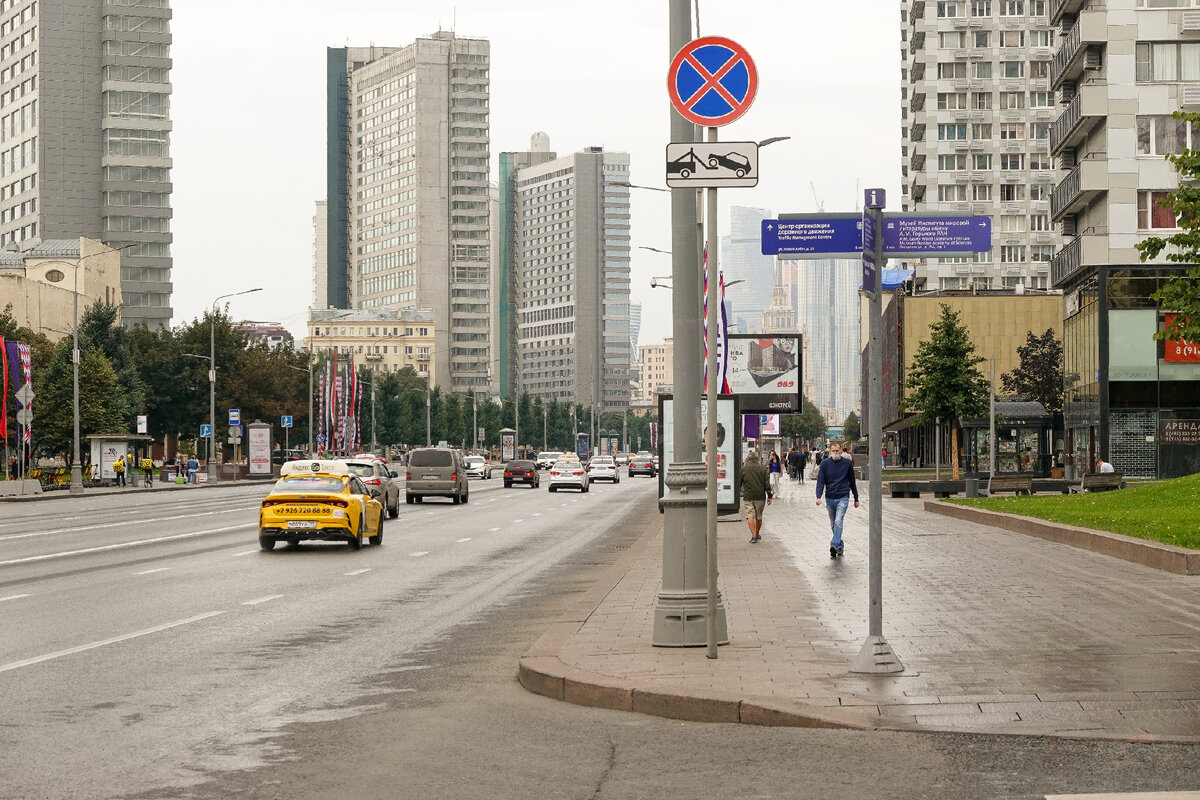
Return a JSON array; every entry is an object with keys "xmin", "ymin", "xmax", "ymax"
[
  {"xmin": 815, "ymin": 441, "xmax": 859, "ymax": 558},
  {"xmin": 797, "ymin": 448, "xmax": 809, "ymax": 484},
  {"xmin": 740, "ymin": 450, "xmax": 773, "ymax": 543}
]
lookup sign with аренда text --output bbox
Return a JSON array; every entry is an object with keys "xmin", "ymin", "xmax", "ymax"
[
  {"xmin": 1160, "ymin": 419, "xmax": 1200, "ymax": 446},
  {"xmin": 1164, "ymin": 314, "xmax": 1200, "ymax": 363}
]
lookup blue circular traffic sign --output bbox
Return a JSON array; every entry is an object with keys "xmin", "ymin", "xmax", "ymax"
[{"xmin": 667, "ymin": 36, "xmax": 758, "ymax": 127}]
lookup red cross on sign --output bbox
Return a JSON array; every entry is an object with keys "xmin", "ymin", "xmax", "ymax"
[{"xmin": 667, "ymin": 36, "xmax": 758, "ymax": 127}]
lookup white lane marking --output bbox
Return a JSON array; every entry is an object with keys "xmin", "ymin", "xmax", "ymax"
[
  {"xmin": 0, "ymin": 611, "xmax": 226, "ymax": 674},
  {"xmin": 425, "ymin": 511, "xmax": 435, "ymax": 516},
  {"xmin": 488, "ymin": 498, "xmax": 498, "ymax": 502},
  {"xmin": 241, "ymin": 595, "xmax": 283, "ymax": 606},
  {"xmin": 409, "ymin": 551, "xmax": 430, "ymax": 558},
  {"xmin": 455, "ymin": 537, "xmax": 471, "ymax": 543},
  {"xmin": 0, "ymin": 524, "xmax": 255, "ymax": 567},
  {"xmin": 514, "ymin": 519, "xmax": 525, "ymax": 523},
  {"xmin": 0, "ymin": 593, "xmax": 31, "ymax": 603},
  {"xmin": 344, "ymin": 568, "xmax": 371, "ymax": 576},
  {"xmin": 0, "ymin": 507, "xmax": 259, "ymax": 542},
  {"xmin": 134, "ymin": 568, "xmax": 170, "ymax": 576},
  {"xmin": 532, "ymin": 513, "xmax": 542, "ymax": 517},
  {"xmin": 232, "ymin": 550, "xmax": 258, "ymax": 557},
  {"xmin": 488, "ymin": 527, "xmax": 501, "ymax": 532}
]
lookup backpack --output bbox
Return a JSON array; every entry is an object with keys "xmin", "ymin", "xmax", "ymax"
[{"xmin": 113, "ymin": 458, "xmax": 125, "ymax": 473}]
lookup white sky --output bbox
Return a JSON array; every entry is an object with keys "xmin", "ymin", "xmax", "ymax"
[{"xmin": 170, "ymin": 0, "xmax": 902, "ymax": 349}]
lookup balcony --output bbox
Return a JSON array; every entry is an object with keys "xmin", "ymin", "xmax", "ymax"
[
  {"xmin": 1050, "ymin": 0, "xmax": 1087, "ymax": 25},
  {"xmin": 1050, "ymin": 158, "xmax": 1107, "ymax": 221},
  {"xmin": 1050, "ymin": 83, "xmax": 1106, "ymax": 155},
  {"xmin": 1051, "ymin": 10, "xmax": 1105, "ymax": 90},
  {"xmin": 910, "ymin": 91, "xmax": 926, "ymax": 112},
  {"xmin": 1051, "ymin": 236, "xmax": 1081, "ymax": 287}
]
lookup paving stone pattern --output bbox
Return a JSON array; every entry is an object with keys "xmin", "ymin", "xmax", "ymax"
[{"xmin": 556, "ymin": 478, "xmax": 1200, "ymax": 739}]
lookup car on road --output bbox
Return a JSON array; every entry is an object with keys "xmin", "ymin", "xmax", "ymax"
[
  {"xmin": 536, "ymin": 451, "xmax": 563, "ymax": 470},
  {"xmin": 614, "ymin": 452, "xmax": 629, "ymax": 466},
  {"xmin": 707, "ymin": 151, "xmax": 752, "ymax": 177},
  {"xmin": 587, "ymin": 456, "xmax": 620, "ymax": 484},
  {"xmin": 548, "ymin": 459, "xmax": 589, "ymax": 493},
  {"xmin": 503, "ymin": 459, "xmax": 540, "ymax": 488},
  {"xmin": 628, "ymin": 451, "xmax": 656, "ymax": 478},
  {"xmin": 345, "ymin": 458, "xmax": 400, "ymax": 518},
  {"xmin": 463, "ymin": 455, "xmax": 493, "ymax": 480},
  {"xmin": 405, "ymin": 447, "xmax": 469, "ymax": 505},
  {"xmin": 258, "ymin": 460, "xmax": 384, "ymax": 551}
]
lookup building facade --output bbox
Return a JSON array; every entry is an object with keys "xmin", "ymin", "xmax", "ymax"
[
  {"xmin": 1049, "ymin": 0, "xmax": 1200, "ymax": 479},
  {"xmin": 306, "ymin": 307, "xmax": 436, "ymax": 381},
  {"xmin": 500, "ymin": 138, "xmax": 632, "ymax": 410},
  {"xmin": 0, "ymin": 0, "xmax": 173, "ymax": 328},
  {"xmin": 0, "ymin": 237, "xmax": 122, "ymax": 333},
  {"xmin": 790, "ymin": 257, "xmax": 863, "ymax": 426},
  {"xmin": 720, "ymin": 206, "xmax": 775, "ymax": 333},
  {"xmin": 325, "ymin": 33, "xmax": 491, "ymax": 394},
  {"xmin": 903, "ymin": 0, "xmax": 1062, "ymax": 292},
  {"xmin": 638, "ymin": 339, "xmax": 673, "ymax": 405}
]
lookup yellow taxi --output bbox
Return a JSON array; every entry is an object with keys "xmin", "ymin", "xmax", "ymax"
[{"xmin": 258, "ymin": 460, "xmax": 384, "ymax": 551}]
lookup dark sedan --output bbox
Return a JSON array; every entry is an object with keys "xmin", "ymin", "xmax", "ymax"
[{"xmin": 503, "ymin": 459, "xmax": 540, "ymax": 488}]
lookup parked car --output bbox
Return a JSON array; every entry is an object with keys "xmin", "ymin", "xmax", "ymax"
[
  {"xmin": 503, "ymin": 459, "xmax": 540, "ymax": 488},
  {"xmin": 536, "ymin": 451, "xmax": 563, "ymax": 470},
  {"xmin": 587, "ymin": 456, "xmax": 620, "ymax": 484},
  {"xmin": 405, "ymin": 447, "xmax": 469, "ymax": 504},
  {"xmin": 345, "ymin": 458, "xmax": 400, "ymax": 518},
  {"xmin": 628, "ymin": 451, "xmax": 656, "ymax": 478},
  {"xmin": 463, "ymin": 455, "xmax": 492, "ymax": 480},
  {"xmin": 548, "ymin": 459, "xmax": 589, "ymax": 493},
  {"xmin": 258, "ymin": 460, "xmax": 383, "ymax": 551}
]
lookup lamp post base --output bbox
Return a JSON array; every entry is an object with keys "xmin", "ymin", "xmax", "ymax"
[
  {"xmin": 652, "ymin": 461, "xmax": 729, "ymax": 647},
  {"xmin": 850, "ymin": 635, "xmax": 905, "ymax": 674},
  {"xmin": 69, "ymin": 465, "xmax": 84, "ymax": 495}
]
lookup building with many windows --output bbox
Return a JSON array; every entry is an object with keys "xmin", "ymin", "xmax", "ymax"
[
  {"xmin": 1049, "ymin": 0, "xmax": 1200, "ymax": 478},
  {"xmin": 720, "ymin": 206, "xmax": 775, "ymax": 333},
  {"xmin": 0, "ymin": 0, "xmax": 174, "ymax": 328},
  {"xmin": 306, "ymin": 307, "xmax": 436, "ymax": 381},
  {"xmin": 903, "ymin": 0, "xmax": 1062, "ymax": 292},
  {"xmin": 324, "ymin": 33, "xmax": 491, "ymax": 394},
  {"xmin": 499, "ymin": 136, "xmax": 632, "ymax": 410},
  {"xmin": 637, "ymin": 339, "xmax": 673, "ymax": 405}
]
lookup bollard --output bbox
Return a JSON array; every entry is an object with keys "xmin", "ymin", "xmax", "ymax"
[{"xmin": 965, "ymin": 477, "xmax": 979, "ymax": 498}]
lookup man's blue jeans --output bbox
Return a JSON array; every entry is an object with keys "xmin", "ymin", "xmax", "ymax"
[{"xmin": 825, "ymin": 495, "xmax": 850, "ymax": 549}]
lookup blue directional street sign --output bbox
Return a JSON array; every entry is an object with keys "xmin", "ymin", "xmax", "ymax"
[
  {"xmin": 281, "ymin": 415, "xmax": 293, "ymax": 428},
  {"xmin": 861, "ymin": 210, "xmax": 878, "ymax": 296},
  {"xmin": 762, "ymin": 215, "xmax": 863, "ymax": 257},
  {"xmin": 200, "ymin": 424, "xmax": 213, "ymax": 438},
  {"xmin": 865, "ymin": 187, "xmax": 886, "ymax": 208},
  {"xmin": 882, "ymin": 215, "xmax": 992, "ymax": 256}
]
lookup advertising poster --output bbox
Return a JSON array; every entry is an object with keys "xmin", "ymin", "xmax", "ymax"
[
  {"xmin": 725, "ymin": 334, "xmax": 802, "ymax": 413},
  {"xmin": 759, "ymin": 414, "xmax": 780, "ymax": 436},
  {"xmin": 501, "ymin": 432, "xmax": 515, "ymax": 462},
  {"xmin": 657, "ymin": 395, "xmax": 741, "ymax": 514},
  {"xmin": 248, "ymin": 427, "xmax": 272, "ymax": 475}
]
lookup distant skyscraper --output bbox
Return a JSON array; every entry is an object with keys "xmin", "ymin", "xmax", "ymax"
[
  {"xmin": 326, "ymin": 33, "xmax": 492, "ymax": 394},
  {"xmin": 0, "ymin": 0, "xmax": 174, "ymax": 328},
  {"xmin": 790, "ymin": 258, "xmax": 861, "ymax": 426},
  {"xmin": 312, "ymin": 201, "xmax": 327, "ymax": 310},
  {"xmin": 720, "ymin": 206, "xmax": 774, "ymax": 333},
  {"xmin": 499, "ymin": 136, "xmax": 631, "ymax": 409}
]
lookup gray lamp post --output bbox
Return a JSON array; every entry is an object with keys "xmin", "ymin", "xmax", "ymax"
[
  {"xmin": 209, "ymin": 288, "xmax": 262, "ymax": 481},
  {"xmin": 40, "ymin": 243, "xmax": 135, "ymax": 495}
]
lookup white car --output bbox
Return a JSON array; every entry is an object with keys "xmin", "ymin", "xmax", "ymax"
[
  {"xmin": 536, "ymin": 451, "xmax": 563, "ymax": 470},
  {"xmin": 463, "ymin": 456, "xmax": 492, "ymax": 480},
  {"xmin": 587, "ymin": 456, "xmax": 620, "ymax": 484},
  {"xmin": 547, "ymin": 459, "xmax": 589, "ymax": 493}
]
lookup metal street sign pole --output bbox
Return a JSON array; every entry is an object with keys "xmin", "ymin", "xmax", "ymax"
[
  {"xmin": 851, "ymin": 190, "xmax": 904, "ymax": 674},
  {"xmin": 704, "ymin": 123, "xmax": 721, "ymax": 659}
]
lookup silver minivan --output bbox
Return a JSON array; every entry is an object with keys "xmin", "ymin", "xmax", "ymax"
[{"xmin": 405, "ymin": 447, "xmax": 469, "ymax": 504}]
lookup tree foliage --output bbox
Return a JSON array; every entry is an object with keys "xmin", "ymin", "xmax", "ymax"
[
  {"xmin": 780, "ymin": 395, "xmax": 827, "ymax": 442},
  {"xmin": 900, "ymin": 303, "xmax": 989, "ymax": 426},
  {"xmin": 843, "ymin": 412, "xmax": 861, "ymax": 443},
  {"xmin": 1000, "ymin": 328, "xmax": 1064, "ymax": 412},
  {"xmin": 1135, "ymin": 110, "xmax": 1200, "ymax": 344}
]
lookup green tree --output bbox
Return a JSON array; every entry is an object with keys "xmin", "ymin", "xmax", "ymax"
[
  {"xmin": 1135, "ymin": 109, "xmax": 1200, "ymax": 344},
  {"xmin": 0, "ymin": 304, "xmax": 54, "ymax": 448},
  {"xmin": 35, "ymin": 345, "xmax": 126, "ymax": 461},
  {"xmin": 900, "ymin": 303, "xmax": 989, "ymax": 479},
  {"xmin": 843, "ymin": 412, "xmax": 861, "ymax": 443},
  {"xmin": 780, "ymin": 395, "xmax": 827, "ymax": 442},
  {"xmin": 1000, "ymin": 328, "xmax": 1064, "ymax": 412}
]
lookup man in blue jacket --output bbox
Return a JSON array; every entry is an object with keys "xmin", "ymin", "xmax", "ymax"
[{"xmin": 815, "ymin": 440, "xmax": 859, "ymax": 559}]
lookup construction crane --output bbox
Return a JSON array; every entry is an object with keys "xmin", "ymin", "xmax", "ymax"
[{"xmin": 810, "ymin": 182, "xmax": 825, "ymax": 213}]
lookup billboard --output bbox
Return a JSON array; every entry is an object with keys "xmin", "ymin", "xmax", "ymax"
[
  {"xmin": 658, "ymin": 394, "xmax": 742, "ymax": 514},
  {"xmin": 725, "ymin": 334, "xmax": 802, "ymax": 413},
  {"xmin": 759, "ymin": 414, "xmax": 780, "ymax": 436}
]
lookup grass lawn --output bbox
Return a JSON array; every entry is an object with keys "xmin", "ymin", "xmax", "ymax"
[{"xmin": 945, "ymin": 473, "xmax": 1200, "ymax": 550}]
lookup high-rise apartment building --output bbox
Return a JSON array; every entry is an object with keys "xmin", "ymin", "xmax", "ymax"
[
  {"xmin": 638, "ymin": 339, "xmax": 673, "ymax": 405},
  {"xmin": 720, "ymin": 206, "xmax": 775, "ymax": 333},
  {"xmin": 499, "ymin": 136, "xmax": 632, "ymax": 410},
  {"xmin": 312, "ymin": 200, "xmax": 327, "ymax": 310},
  {"xmin": 791, "ymin": 257, "xmax": 862, "ymax": 426},
  {"xmin": 1049, "ymin": 0, "xmax": 1200, "ymax": 478},
  {"xmin": 0, "ymin": 0, "xmax": 173, "ymax": 327},
  {"xmin": 903, "ymin": 0, "xmax": 1062, "ymax": 292},
  {"xmin": 325, "ymin": 33, "xmax": 491, "ymax": 394}
]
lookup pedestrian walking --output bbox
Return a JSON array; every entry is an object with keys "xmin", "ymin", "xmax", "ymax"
[
  {"xmin": 768, "ymin": 450, "xmax": 782, "ymax": 495},
  {"xmin": 788, "ymin": 448, "xmax": 801, "ymax": 481},
  {"xmin": 797, "ymin": 447, "xmax": 809, "ymax": 484},
  {"xmin": 113, "ymin": 454, "xmax": 126, "ymax": 487},
  {"xmin": 740, "ymin": 450, "xmax": 773, "ymax": 544},
  {"xmin": 815, "ymin": 440, "xmax": 859, "ymax": 559},
  {"xmin": 186, "ymin": 455, "xmax": 199, "ymax": 484}
]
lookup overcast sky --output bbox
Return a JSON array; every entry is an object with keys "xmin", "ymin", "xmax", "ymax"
[{"xmin": 169, "ymin": 0, "xmax": 902, "ymax": 348}]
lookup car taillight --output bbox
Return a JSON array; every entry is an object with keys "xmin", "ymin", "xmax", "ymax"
[
  {"xmin": 573, "ymin": 470, "xmax": 584, "ymax": 476},
  {"xmin": 504, "ymin": 471, "xmax": 512, "ymax": 476},
  {"xmin": 550, "ymin": 471, "xmax": 560, "ymax": 476},
  {"xmin": 451, "ymin": 472, "xmax": 458, "ymax": 481},
  {"xmin": 365, "ymin": 478, "xmax": 380, "ymax": 485},
  {"xmin": 406, "ymin": 471, "xmax": 412, "ymax": 481},
  {"xmin": 526, "ymin": 471, "xmax": 533, "ymax": 476}
]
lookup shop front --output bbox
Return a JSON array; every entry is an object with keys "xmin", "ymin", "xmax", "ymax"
[{"xmin": 963, "ymin": 401, "xmax": 1054, "ymax": 478}]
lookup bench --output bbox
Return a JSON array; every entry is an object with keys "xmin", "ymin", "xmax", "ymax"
[
  {"xmin": 887, "ymin": 480, "xmax": 963, "ymax": 498},
  {"xmin": 1072, "ymin": 471, "xmax": 1124, "ymax": 493},
  {"xmin": 985, "ymin": 473, "xmax": 1033, "ymax": 496}
]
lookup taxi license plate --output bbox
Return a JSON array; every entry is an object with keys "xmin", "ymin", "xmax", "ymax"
[{"xmin": 287, "ymin": 520, "xmax": 318, "ymax": 529}]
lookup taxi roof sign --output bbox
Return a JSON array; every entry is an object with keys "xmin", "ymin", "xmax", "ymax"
[{"xmin": 280, "ymin": 460, "xmax": 351, "ymax": 477}]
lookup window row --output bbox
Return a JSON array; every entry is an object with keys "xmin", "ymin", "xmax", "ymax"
[
  {"xmin": 0, "ymin": 170, "xmax": 33, "ymax": 200},
  {"xmin": 936, "ymin": 61, "xmax": 1055, "ymax": 81},
  {"xmin": 0, "ymin": 134, "xmax": 33, "ymax": 177},
  {"xmin": 1, "ymin": 48, "xmax": 34, "ymax": 84},
  {"xmin": 103, "ymin": 40, "xmax": 169, "ymax": 59},
  {"xmin": 1136, "ymin": 42, "xmax": 1200, "ymax": 81},
  {"xmin": 0, "ymin": 1, "xmax": 33, "ymax": 39},
  {"xmin": 935, "ymin": 90, "xmax": 1053, "ymax": 109},
  {"xmin": 106, "ymin": 129, "xmax": 169, "ymax": 158},
  {"xmin": 103, "ymin": 14, "xmax": 169, "ymax": 34},
  {"xmin": 936, "ymin": 1, "xmax": 1048, "ymax": 17},
  {"xmin": 0, "ymin": 98, "xmax": 33, "ymax": 144},
  {"xmin": 0, "ymin": 24, "xmax": 34, "ymax": 61},
  {"xmin": 934, "ymin": 183, "xmax": 1052, "ymax": 200}
]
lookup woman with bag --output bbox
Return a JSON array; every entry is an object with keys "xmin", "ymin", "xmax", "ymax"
[{"xmin": 768, "ymin": 450, "xmax": 782, "ymax": 495}]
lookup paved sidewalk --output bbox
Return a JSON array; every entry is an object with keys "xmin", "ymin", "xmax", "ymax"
[{"xmin": 521, "ymin": 476, "xmax": 1200, "ymax": 742}]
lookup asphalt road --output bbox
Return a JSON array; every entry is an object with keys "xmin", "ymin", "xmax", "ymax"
[{"xmin": 2, "ymin": 475, "xmax": 1197, "ymax": 800}]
